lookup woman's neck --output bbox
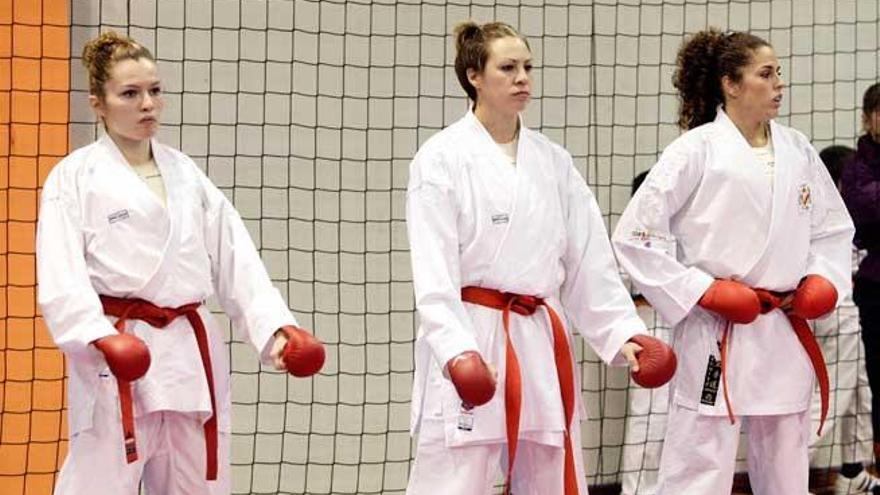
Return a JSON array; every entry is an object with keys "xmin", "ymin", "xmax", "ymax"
[
  {"xmin": 474, "ymin": 104, "xmax": 519, "ymax": 143},
  {"xmin": 108, "ymin": 131, "xmax": 152, "ymax": 166},
  {"xmin": 725, "ymin": 106, "xmax": 769, "ymax": 147}
]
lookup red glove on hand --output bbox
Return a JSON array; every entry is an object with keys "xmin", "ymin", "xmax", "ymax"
[
  {"xmin": 699, "ymin": 279, "xmax": 761, "ymax": 324},
  {"xmin": 790, "ymin": 275, "xmax": 838, "ymax": 320},
  {"xmin": 447, "ymin": 351, "xmax": 496, "ymax": 408},
  {"xmin": 280, "ymin": 326, "xmax": 325, "ymax": 377},
  {"xmin": 93, "ymin": 334, "xmax": 151, "ymax": 381},
  {"xmin": 629, "ymin": 334, "xmax": 677, "ymax": 388}
]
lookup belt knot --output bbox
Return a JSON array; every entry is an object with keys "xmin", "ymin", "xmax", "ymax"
[
  {"xmin": 506, "ymin": 293, "xmax": 543, "ymax": 316},
  {"xmin": 754, "ymin": 289, "xmax": 793, "ymax": 315}
]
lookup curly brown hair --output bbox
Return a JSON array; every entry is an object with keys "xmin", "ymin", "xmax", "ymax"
[
  {"xmin": 81, "ymin": 31, "xmax": 154, "ymax": 99},
  {"xmin": 673, "ymin": 29, "xmax": 770, "ymax": 130},
  {"xmin": 453, "ymin": 20, "xmax": 530, "ymax": 103}
]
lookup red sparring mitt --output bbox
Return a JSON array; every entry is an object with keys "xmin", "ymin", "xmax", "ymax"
[
  {"xmin": 94, "ymin": 333, "xmax": 151, "ymax": 381},
  {"xmin": 280, "ymin": 326, "xmax": 325, "ymax": 377},
  {"xmin": 629, "ymin": 334, "xmax": 677, "ymax": 388},
  {"xmin": 699, "ymin": 279, "xmax": 761, "ymax": 324},
  {"xmin": 447, "ymin": 351, "xmax": 496, "ymax": 408},
  {"xmin": 790, "ymin": 275, "xmax": 838, "ymax": 320}
]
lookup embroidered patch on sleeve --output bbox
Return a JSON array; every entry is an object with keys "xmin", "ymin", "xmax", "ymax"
[{"xmin": 628, "ymin": 228, "xmax": 673, "ymax": 249}]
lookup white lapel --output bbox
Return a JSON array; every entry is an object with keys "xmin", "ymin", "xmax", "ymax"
[
  {"xmin": 713, "ymin": 109, "xmax": 777, "ymax": 279},
  {"xmin": 473, "ymin": 118, "xmax": 560, "ymax": 292},
  {"xmin": 741, "ymin": 118, "xmax": 808, "ymax": 286},
  {"xmin": 714, "ymin": 110, "xmax": 804, "ymax": 283},
  {"xmin": 766, "ymin": 118, "xmax": 795, "ymax": 244},
  {"xmin": 464, "ymin": 109, "xmax": 520, "ymax": 233},
  {"xmin": 91, "ymin": 134, "xmax": 178, "ymax": 298},
  {"xmin": 137, "ymin": 140, "xmax": 185, "ymax": 301}
]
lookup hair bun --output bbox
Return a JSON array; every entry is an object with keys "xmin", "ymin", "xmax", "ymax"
[
  {"xmin": 454, "ymin": 21, "xmax": 482, "ymax": 53},
  {"xmin": 80, "ymin": 30, "xmax": 153, "ymax": 98},
  {"xmin": 82, "ymin": 31, "xmax": 128, "ymax": 68}
]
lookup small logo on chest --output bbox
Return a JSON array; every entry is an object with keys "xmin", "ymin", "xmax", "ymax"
[
  {"xmin": 107, "ymin": 209, "xmax": 130, "ymax": 224},
  {"xmin": 797, "ymin": 183, "xmax": 812, "ymax": 212},
  {"xmin": 491, "ymin": 213, "xmax": 509, "ymax": 225}
]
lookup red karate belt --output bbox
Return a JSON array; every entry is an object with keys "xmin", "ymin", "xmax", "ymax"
[
  {"xmin": 99, "ymin": 295, "xmax": 219, "ymax": 480},
  {"xmin": 460, "ymin": 286, "xmax": 579, "ymax": 495},
  {"xmin": 718, "ymin": 288, "xmax": 830, "ymax": 435}
]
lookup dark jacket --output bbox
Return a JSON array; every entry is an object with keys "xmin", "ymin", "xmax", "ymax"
[{"xmin": 841, "ymin": 134, "xmax": 880, "ymax": 281}]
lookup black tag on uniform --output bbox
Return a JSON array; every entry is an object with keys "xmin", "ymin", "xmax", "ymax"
[{"xmin": 700, "ymin": 354, "xmax": 722, "ymax": 406}]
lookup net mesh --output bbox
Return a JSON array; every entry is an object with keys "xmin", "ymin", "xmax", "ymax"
[
  {"xmin": 2, "ymin": 0, "xmax": 879, "ymax": 494},
  {"xmin": 1, "ymin": 1, "xmax": 70, "ymax": 494}
]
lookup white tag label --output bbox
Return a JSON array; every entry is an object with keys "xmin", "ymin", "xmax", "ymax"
[
  {"xmin": 107, "ymin": 209, "xmax": 130, "ymax": 224},
  {"xmin": 491, "ymin": 213, "xmax": 509, "ymax": 225},
  {"xmin": 457, "ymin": 404, "xmax": 474, "ymax": 431}
]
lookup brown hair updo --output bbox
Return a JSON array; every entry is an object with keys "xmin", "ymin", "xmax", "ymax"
[{"xmin": 81, "ymin": 31, "xmax": 154, "ymax": 99}]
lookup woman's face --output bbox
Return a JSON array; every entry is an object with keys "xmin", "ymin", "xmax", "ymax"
[
  {"xmin": 90, "ymin": 57, "xmax": 163, "ymax": 144},
  {"xmin": 468, "ymin": 36, "xmax": 532, "ymax": 118},
  {"xmin": 723, "ymin": 45, "xmax": 785, "ymax": 123},
  {"xmin": 864, "ymin": 108, "xmax": 880, "ymax": 142}
]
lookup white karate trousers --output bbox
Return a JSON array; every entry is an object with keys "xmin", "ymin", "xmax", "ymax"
[
  {"xmin": 53, "ymin": 377, "xmax": 230, "ymax": 495},
  {"xmin": 407, "ymin": 416, "xmax": 589, "ymax": 495},
  {"xmin": 656, "ymin": 404, "xmax": 810, "ymax": 495}
]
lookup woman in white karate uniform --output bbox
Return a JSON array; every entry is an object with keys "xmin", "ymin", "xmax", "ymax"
[
  {"xmin": 37, "ymin": 32, "xmax": 324, "ymax": 494},
  {"xmin": 612, "ymin": 29, "xmax": 855, "ymax": 495},
  {"xmin": 405, "ymin": 21, "xmax": 654, "ymax": 495}
]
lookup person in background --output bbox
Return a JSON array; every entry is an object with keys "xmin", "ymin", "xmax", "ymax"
[
  {"xmin": 840, "ymin": 81, "xmax": 880, "ymax": 494},
  {"xmin": 620, "ymin": 168, "xmax": 674, "ymax": 495}
]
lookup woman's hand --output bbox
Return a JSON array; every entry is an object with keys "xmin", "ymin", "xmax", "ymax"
[
  {"xmin": 619, "ymin": 341, "xmax": 643, "ymax": 373},
  {"xmin": 626, "ymin": 335, "xmax": 678, "ymax": 388},
  {"xmin": 270, "ymin": 330, "xmax": 289, "ymax": 371}
]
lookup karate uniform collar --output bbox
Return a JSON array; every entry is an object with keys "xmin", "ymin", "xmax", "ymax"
[
  {"xmin": 464, "ymin": 107, "xmax": 526, "ymax": 145},
  {"xmin": 98, "ymin": 132, "xmax": 166, "ymax": 178},
  {"xmin": 97, "ymin": 133, "xmax": 174, "ymax": 199},
  {"xmin": 713, "ymin": 105, "xmax": 779, "ymax": 149}
]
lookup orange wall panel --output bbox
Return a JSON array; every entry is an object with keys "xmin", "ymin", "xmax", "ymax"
[
  {"xmin": 2, "ymin": 2, "xmax": 70, "ymax": 493},
  {"xmin": 13, "ymin": 1, "xmax": 41, "ymax": 25},
  {"xmin": 12, "ymin": 25, "xmax": 40, "ymax": 58}
]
